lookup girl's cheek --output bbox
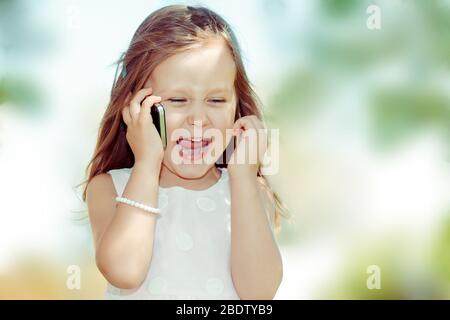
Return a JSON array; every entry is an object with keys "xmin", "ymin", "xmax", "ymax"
[{"xmin": 164, "ymin": 116, "xmax": 179, "ymax": 144}]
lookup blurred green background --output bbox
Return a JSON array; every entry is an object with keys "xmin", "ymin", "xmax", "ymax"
[{"xmin": 0, "ymin": 0, "xmax": 449, "ymax": 299}]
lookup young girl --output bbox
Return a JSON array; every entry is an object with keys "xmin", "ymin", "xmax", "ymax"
[{"xmin": 83, "ymin": 4, "xmax": 286, "ymax": 300}]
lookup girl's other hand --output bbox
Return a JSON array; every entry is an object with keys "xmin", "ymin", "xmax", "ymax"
[
  {"xmin": 122, "ymin": 87, "xmax": 163, "ymax": 168},
  {"xmin": 228, "ymin": 115, "xmax": 267, "ymax": 179}
]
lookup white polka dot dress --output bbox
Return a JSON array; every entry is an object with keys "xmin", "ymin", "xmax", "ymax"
[{"xmin": 104, "ymin": 167, "xmax": 239, "ymax": 300}]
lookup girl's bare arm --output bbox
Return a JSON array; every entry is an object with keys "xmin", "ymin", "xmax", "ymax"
[
  {"xmin": 229, "ymin": 174, "xmax": 283, "ymax": 299},
  {"xmin": 86, "ymin": 162, "xmax": 160, "ymax": 289}
]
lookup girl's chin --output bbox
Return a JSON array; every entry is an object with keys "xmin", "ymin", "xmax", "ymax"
[
  {"xmin": 166, "ymin": 163, "xmax": 215, "ymax": 179},
  {"xmin": 164, "ymin": 158, "xmax": 219, "ymax": 179},
  {"xmin": 164, "ymin": 144, "xmax": 222, "ymax": 176}
]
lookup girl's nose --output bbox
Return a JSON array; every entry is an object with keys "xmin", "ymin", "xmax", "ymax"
[{"xmin": 186, "ymin": 102, "xmax": 209, "ymax": 127}]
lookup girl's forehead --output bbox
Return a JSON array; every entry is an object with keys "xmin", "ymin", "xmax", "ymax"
[{"xmin": 146, "ymin": 41, "xmax": 236, "ymax": 92}]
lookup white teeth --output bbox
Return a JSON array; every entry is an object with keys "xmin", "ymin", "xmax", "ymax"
[{"xmin": 177, "ymin": 137, "xmax": 211, "ymax": 143}]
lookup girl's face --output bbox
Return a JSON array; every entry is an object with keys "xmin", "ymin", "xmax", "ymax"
[{"xmin": 145, "ymin": 39, "xmax": 237, "ymax": 179}]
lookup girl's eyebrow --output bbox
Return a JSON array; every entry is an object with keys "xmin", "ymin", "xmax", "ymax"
[
  {"xmin": 159, "ymin": 87, "xmax": 231, "ymax": 95},
  {"xmin": 208, "ymin": 87, "xmax": 231, "ymax": 94},
  {"xmin": 159, "ymin": 87, "xmax": 191, "ymax": 95}
]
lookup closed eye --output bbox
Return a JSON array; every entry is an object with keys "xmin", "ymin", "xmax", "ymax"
[
  {"xmin": 168, "ymin": 98, "xmax": 226, "ymax": 103},
  {"xmin": 168, "ymin": 98, "xmax": 186, "ymax": 103}
]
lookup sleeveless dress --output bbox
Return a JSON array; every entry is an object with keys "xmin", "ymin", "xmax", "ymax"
[{"xmin": 104, "ymin": 166, "xmax": 240, "ymax": 300}]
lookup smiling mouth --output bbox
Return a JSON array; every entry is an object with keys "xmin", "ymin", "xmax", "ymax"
[{"xmin": 176, "ymin": 137, "xmax": 213, "ymax": 161}]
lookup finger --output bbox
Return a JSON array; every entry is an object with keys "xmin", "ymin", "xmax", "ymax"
[
  {"xmin": 232, "ymin": 117, "xmax": 252, "ymax": 136},
  {"xmin": 129, "ymin": 87, "xmax": 153, "ymax": 121},
  {"xmin": 247, "ymin": 116, "xmax": 265, "ymax": 144},
  {"xmin": 248, "ymin": 115, "xmax": 264, "ymax": 130},
  {"xmin": 139, "ymin": 95, "xmax": 162, "ymax": 124},
  {"xmin": 246, "ymin": 117, "xmax": 267, "ymax": 159},
  {"xmin": 122, "ymin": 106, "xmax": 132, "ymax": 126}
]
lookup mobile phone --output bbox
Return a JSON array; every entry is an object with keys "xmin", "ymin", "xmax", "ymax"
[{"xmin": 150, "ymin": 102, "xmax": 167, "ymax": 149}]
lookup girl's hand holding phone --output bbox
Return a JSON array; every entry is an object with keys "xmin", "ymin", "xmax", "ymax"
[{"xmin": 122, "ymin": 87, "xmax": 164, "ymax": 169}]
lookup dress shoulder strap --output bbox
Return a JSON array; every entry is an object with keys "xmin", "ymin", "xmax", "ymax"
[{"xmin": 107, "ymin": 167, "xmax": 132, "ymax": 196}]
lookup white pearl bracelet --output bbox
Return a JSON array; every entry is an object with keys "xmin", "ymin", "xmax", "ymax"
[{"xmin": 115, "ymin": 196, "xmax": 161, "ymax": 216}]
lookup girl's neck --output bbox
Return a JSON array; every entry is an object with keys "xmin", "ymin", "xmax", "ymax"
[{"xmin": 159, "ymin": 163, "xmax": 221, "ymax": 191}]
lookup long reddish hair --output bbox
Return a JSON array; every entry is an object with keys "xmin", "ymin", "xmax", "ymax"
[{"xmin": 80, "ymin": 4, "xmax": 289, "ymax": 232}]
